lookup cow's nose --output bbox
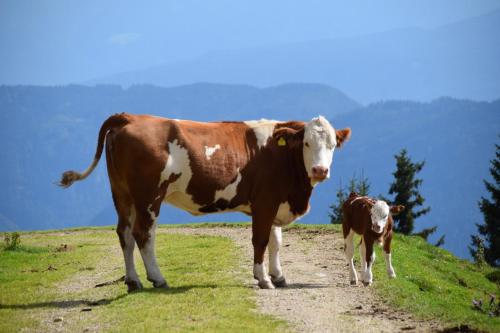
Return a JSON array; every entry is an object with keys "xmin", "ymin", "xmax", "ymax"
[{"xmin": 311, "ymin": 166, "xmax": 328, "ymax": 180}]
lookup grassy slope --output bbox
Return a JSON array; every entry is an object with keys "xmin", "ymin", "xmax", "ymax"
[
  {"xmin": 0, "ymin": 228, "xmax": 286, "ymax": 332},
  {"xmin": 1, "ymin": 223, "xmax": 499, "ymax": 332}
]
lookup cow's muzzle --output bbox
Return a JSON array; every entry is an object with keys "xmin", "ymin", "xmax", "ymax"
[{"xmin": 311, "ymin": 166, "xmax": 328, "ymax": 181}]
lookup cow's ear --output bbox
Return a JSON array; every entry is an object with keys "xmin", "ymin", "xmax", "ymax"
[
  {"xmin": 336, "ymin": 128, "xmax": 351, "ymax": 148},
  {"xmin": 390, "ymin": 205, "xmax": 405, "ymax": 215},
  {"xmin": 273, "ymin": 127, "xmax": 298, "ymax": 147}
]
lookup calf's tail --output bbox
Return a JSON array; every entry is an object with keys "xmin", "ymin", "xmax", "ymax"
[{"xmin": 57, "ymin": 113, "xmax": 129, "ymax": 188}]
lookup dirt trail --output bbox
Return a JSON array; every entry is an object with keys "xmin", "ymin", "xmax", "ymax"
[{"xmin": 161, "ymin": 226, "xmax": 441, "ymax": 333}]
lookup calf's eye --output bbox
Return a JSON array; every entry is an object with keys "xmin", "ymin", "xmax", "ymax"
[{"xmin": 305, "ymin": 142, "xmax": 310, "ymax": 147}]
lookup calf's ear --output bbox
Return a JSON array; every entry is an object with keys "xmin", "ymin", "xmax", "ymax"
[
  {"xmin": 336, "ymin": 128, "xmax": 351, "ymax": 148},
  {"xmin": 390, "ymin": 205, "xmax": 405, "ymax": 215}
]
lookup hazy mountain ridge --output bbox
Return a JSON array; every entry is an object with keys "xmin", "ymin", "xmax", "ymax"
[
  {"xmin": 0, "ymin": 84, "xmax": 498, "ymax": 259},
  {"xmin": 89, "ymin": 9, "xmax": 500, "ymax": 104}
]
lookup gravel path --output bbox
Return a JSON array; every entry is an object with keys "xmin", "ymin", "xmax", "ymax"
[{"xmin": 160, "ymin": 226, "xmax": 441, "ymax": 333}]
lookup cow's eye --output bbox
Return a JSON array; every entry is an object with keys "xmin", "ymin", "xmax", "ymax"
[{"xmin": 305, "ymin": 142, "xmax": 310, "ymax": 147}]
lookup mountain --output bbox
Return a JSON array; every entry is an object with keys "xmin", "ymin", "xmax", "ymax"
[
  {"xmin": 0, "ymin": 83, "xmax": 358, "ymax": 231},
  {"xmin": 0, "ymin": 84, "xmax": 498, "ymax": 259},
  {"xmin": 89, "ymin": 9, "xmax": 500, "ymax": 104}
]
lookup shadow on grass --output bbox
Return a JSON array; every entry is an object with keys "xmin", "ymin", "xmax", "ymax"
[{"xmin": 0, "ymin": 284, "xmax": 242, "ymax": 310}]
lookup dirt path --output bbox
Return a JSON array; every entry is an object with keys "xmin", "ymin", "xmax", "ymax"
[{"xmin": 161, "ymin": 226, "xmax": 441, "ymax": 333}]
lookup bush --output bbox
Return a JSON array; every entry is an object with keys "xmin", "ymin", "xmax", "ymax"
[{"xmin": 3, "ymin": 232, "xmax": 21, "ymax": 250}]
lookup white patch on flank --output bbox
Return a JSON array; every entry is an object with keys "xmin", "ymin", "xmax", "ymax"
[
  {"xmin": 159, "ymin": 139, "xmax": 192, "ymax": 189},
  {"xmin": 370, "ymin": 200, "xmax": 390, "ymax": 233},
  {"xmin": 274, "ymin": 202, "xmax": 298, "ymax": 226},
  {"xmin": 204, "ymin": 144, "xmax": 221, "ymax": 160},
  {"xmin": 303, "ymin": 116, "xmax": 337, "ymax": 183},
  {"xmin": 214, "ymin": 170, "xmax": 242, "ymax": 201},
  {"xmin": 243, "ymin": 119, "xmax": 278, "ymax": 148},
  {"xmin": 158, "ymin": 139, "xmax": 201, "ymax": 215}
]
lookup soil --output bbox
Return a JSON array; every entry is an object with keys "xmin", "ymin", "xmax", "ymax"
[{"xmin": 160, "ymin": 226, "xmax": 442, "ymax": 333}]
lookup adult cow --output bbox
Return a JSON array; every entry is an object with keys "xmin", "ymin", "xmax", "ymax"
[{"xmin": 59, "ymin": 113, "xmax": 351, "ymax": 291}]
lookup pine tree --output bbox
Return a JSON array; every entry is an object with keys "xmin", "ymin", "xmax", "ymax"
[
  {"xmin": 469, "ymin": 143, "xmax": 500, "ymax": 267},
  {"xmin": 329, "ymin": 173, "xmax": 370, "ymax": 224},
  {"xmin": 388, "ymin": 149, "xmax": 431, "ymax": 235}
]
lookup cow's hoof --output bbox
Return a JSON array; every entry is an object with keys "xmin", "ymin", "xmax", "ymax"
[
  {"xmin": 350, "ymin": 280, "xmax": 357, "ymax": 286},
  {"xmin": 148, "ymin": 277, "xmax": 169, "ymax": 289},
  {"xmin": 271, "ymin": 276, "xmax": 288, "ymax": 288},
  {"xmin": 362, "ymin": 281, "xmax": 372, "ymax": 287},
  {"xmin": 258, "ymin": 280, "xmax": 275, "ymax": 289},
  {"xmin": 126, "ymin": 280, "xmax": 143, "ymax": 293},
  {"xmin": 154, "ymin": 281, "xmax": 169, "ymax": 289}
]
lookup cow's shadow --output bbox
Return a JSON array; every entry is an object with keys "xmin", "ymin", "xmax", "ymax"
[
  {"xmin": 284, "ymin": 282, "xmax": 330, "ymax": 289},
  {"xmin": 0, "ymin": 284, "xmax": 227, "ymax": 310}
]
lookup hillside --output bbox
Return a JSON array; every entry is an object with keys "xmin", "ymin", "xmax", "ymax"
[
  {"xmin": 0, "ymin": 225, "xmax": 498, "ymax": 332},
  {"xmin": 90, "ymin": 9, "xmax": 500, "ymax": 103},
  {"xmin": 0, "ymin": 85, "xmax": 498, "ymax": 260}
]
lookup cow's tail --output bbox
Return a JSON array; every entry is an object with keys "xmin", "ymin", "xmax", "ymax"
[{"xmin": 57, "ymin": 113, "xmax": 129, "ymax": 188}]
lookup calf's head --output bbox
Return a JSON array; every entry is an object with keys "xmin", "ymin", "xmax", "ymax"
[
  {"xmin": 273, "ymin": 116, "xmax": 350, "ymax": 184},
  {"xmin": 370, "ymin": 201, "xmax": 405, "ymax": 234}
]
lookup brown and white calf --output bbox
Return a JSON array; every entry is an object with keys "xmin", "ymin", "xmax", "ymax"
[
  {"xmin": 59, "ymin": 113, "xmax": 351, "ymax": 291},
  {"xmin": 342, "ymin": 192, "xmax": 404, "ymax": 286}
]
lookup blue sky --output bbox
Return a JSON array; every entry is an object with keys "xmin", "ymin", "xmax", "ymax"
[{"xmin": 1, "ymin": 0, "xmax": 499, "ymax": 85}]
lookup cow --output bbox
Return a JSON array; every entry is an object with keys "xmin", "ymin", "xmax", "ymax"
[
  {"xmin": 58, "ymin": 113, "xmax": 351, "ymax": 291},
  {"xmin": 342, "ymin": 192, "xmax": 404, "ymax": 286}
]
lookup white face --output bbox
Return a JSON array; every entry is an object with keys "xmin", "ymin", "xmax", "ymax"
[
  {"xmin": 370, "ymin": 201, "xmax": 390, "ymax": 233},
  {"xmin": 303, "ymin": 116, "xmax": 337, "ymax": 183}
]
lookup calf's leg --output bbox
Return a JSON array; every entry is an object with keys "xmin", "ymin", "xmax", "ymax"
[
  {"xmin": 268, "ymin": 226, "xmax": 287, "ymax": 287},
  {"xmin": 383, "ymin": 235, "xmax": 396, "ymax": 278},
  {"xmin": 359, "ymin": 237, "xmax": 367, "ymax": 277},
  {"xmin": 362, "ymin": 237, "xmax": 375, "ymax": 286},
  {"xmin": 344, "ymin": 229, "xmax": 358, "ymax": 285}
]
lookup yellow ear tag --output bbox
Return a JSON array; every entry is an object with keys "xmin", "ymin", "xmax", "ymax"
[{"xmin": 278, "ymin": 137, "xmax": 287, "ymax": 146}]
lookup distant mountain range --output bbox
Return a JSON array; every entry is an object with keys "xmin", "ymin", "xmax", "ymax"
[
  {"xmin": 0, "ymin": 83, "xmax": 498, "ymax": 260},
  {"xmin": 89, "ymin": 10, "xmax": 500, "ymax": 104}
]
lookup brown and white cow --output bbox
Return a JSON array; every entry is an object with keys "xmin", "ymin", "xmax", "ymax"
[
  {"xmin": 59, "ymin": 113, "xmax": 351, "ymax": 291},
  {"xmin": 342, "ymin": 192, "xmax": 404, "ymax": 286}
]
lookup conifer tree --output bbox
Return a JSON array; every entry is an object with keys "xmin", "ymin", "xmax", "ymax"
[
  {"xmin": 470, "ymin": 143, "xmax": 500, "ymax": 267},
  {"xmin": 388, "ymin": 149, "xmax": 430, "ymax": 234},
  {"xmin": 329, "ymin": 173, "xmax": 370, "ymax": 224}
]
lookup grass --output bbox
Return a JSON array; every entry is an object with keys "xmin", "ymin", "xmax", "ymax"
[
  {"xmin": 0, "ymin": 229, "xmax": 287, "ymax": 333},
  {"xmin": 368, "ymin": 231, "xmax": 500, "ymax": 332}
]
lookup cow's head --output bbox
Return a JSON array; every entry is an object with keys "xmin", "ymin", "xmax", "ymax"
[
  {"xmin": 273, "ymin": 116, "xmax": 350, "ymax": 184},
  {"xmin": 303, "ymin": 116, "xmax": 350, "ymax": 183},
  {"xmin": 370, "ymin": 201, "xmax": 405, "ymax": 234}
]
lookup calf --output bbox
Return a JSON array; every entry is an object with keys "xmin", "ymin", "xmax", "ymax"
[
  {"xmin": 342, "ymin": 192, "xmax": 404, "ymax": 286},
  {"xmin": 59, "ymin": 113, "xmax": 351, "ymax": 291}
]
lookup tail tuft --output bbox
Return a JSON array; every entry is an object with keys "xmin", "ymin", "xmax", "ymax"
[{"xmin": 57, "ymin": 171, "xmax": 82, "ymax": 188}]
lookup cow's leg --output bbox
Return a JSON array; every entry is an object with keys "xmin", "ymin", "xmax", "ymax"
[
  {"xmin": 252, "ymin": 207, "xmax": 277, "ymax": 289},
  {"xmin": 268, "ymin": 225, "xmax": 287, "ymax": 287},
  {"xmin": 111, "ymin": 188, "xmax": 143, "ymax": 292},
  {"xmin": 362, "ymin": 237, "xmax": 376, "ymax": 286},
  {"xmin": 383, "ymin": 235, "xmax": 396, "ymax": 278},
  {"xmin": 344, "ymin": 229, "xmax": 357, "ymax": 285},
  {"xmin": 133, "ymin": 203, "xmax": 168, "ymax": 289}
]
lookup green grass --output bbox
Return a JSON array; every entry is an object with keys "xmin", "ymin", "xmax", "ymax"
[
  {"xmin": 0, "ymin": 229, "xmax": 286, "ymax": 332},
  {"xmin": 369, "ymin": 232, "xmax": 500, "ymax": 332}
]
